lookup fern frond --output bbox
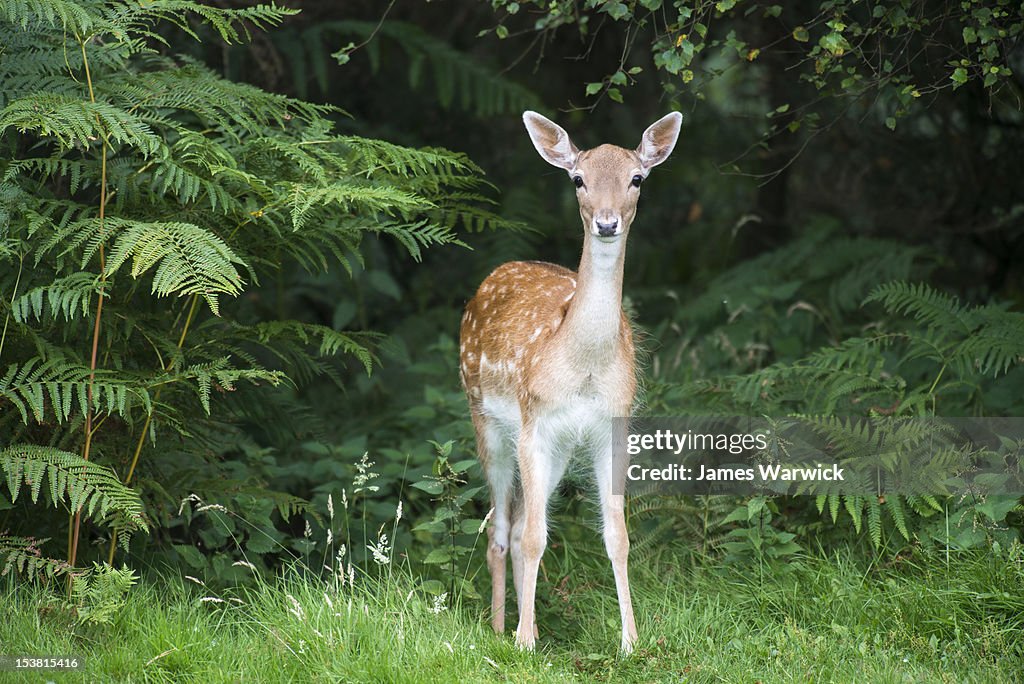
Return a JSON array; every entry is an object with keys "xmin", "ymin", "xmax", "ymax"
[
  {"xmin": 102, "ymin": 219, "xmax": 247, "ymax": 314},
  {"xmin": 10, "ymin": 271, "xmax": 103, "ymax": 322},
  {"xmin": 38, "ymin": 216, "xmax": 247, "ymax": 314},
  {"xmin": 0, "ymin": 0, "xmax": 100, "ymax": 33},
  {"xmin": 0, "ymin": 535, "xmax": 72, "ymax": 580},
  {"xmin": 373, "ymin": 219, "xmax": 464, "ymax": 262},
  {"xmin": 868, "ymin": 497, "xmax": 882, "ymax": 548},
  {"xmin": 288, "ymin": 182, "xmax": 431, "ymax": 231},
  {"xmin": 111, "ymin": 0, "xmax": 298, "ymax": 46},
  {"xmin": 0, "ymin": 357, "xmax": 150, "ymax": 423},
  {"xmin": 100, "ymin": 60, "xmax": 333, "ymax": 134},
  {"xmin": 865, "ymin": 282, "xmax": 972, "ymax": 334},
  {"xmin": 1, "ymin": 445, "xmax": 147, "ymax": 543},
  {"xmin": 340, "ymin": 137, "xmax": 482, "ymax": 180},
  {"xmin": 4, "ymin": 157, "xmax": 95, "ymax": 193},
  {"xmin": 0, "ymin": 94, "xmax": 161, "ymax": 156},
  {"xmin": 954, "ymin": 305, "xmax": 1024, "ymax": 378},
  {"xmin": 157, "ymin": 358, "xmax": 286, "ymax": 414},
  {"xmin": 888, "ymin": 495, "xmax": 909, "ymax": 541},
  {"xmin": 242, "ymin": 321, "xmax": 379, "ymax": 375},
  {"xmin": 843, "ymin": 495, "xmax": 863, "ymax": 533},
  {"xmin": 68, "ymin": 562, "xmax": 137, "ymax": 625}
]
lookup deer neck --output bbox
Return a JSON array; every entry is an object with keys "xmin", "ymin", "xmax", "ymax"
[{"xmin": 557, "ymin": 231, "xmax": 627, "ymax": 359}]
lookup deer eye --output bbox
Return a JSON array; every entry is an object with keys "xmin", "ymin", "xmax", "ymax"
[
  {"xmin": 631, "ymin": 175, "xmax": 643, "ymax": 188},
  {"xmin": 573, "ymin": 175, "xmax": 584, "ymax": 188}
]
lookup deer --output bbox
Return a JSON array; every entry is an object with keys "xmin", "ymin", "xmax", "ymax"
[{"xmin": 458, "ymin": 110, "xmax": 682, "ymax": 654}]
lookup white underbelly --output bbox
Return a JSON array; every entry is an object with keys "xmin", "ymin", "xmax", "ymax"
[{"xmin": 480, "ymin": 392, "xmax": 612, "ymax": 456}]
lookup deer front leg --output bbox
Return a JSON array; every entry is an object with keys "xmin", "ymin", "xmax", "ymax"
[
  {"xmin": 595, "ymin": 440, "xmax": 638, "ymax": 654},
  {"xmin": 513, "ymin": 425, "xmax": 550, "ymax": 651}
]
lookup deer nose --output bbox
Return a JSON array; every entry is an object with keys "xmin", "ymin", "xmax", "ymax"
[{"xmin": 596, "ymin": 219, "xmax": 618, "ymax": 237}]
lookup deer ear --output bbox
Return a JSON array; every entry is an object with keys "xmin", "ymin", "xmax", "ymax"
[
  {"xmin": 523, "ymin": 111, "xmax": 579, "ymax": 171},
  {"xmin": 636, "ymin": 112, "xmax": 682, "ymax": 171}
]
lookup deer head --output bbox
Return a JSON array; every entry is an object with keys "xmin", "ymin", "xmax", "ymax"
[{"xmin": 522, "ymin": 110, "xmax": 682, "ymax": 241}]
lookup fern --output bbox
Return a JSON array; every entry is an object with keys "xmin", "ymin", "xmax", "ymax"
[
  {"xmin": 867, "ymin": 497, "xmax": 882, "ymax": 548},
  {"xmin": 1, "ymin": 445, "xmax": 147, "ymax": 545},
  {"xmin": 103, "ymin": 219, "xmax": 247, "ymax": 315},
  {"xmin": 652, "ymin": 275, "xmax": 1024, "ymax": 551},
  {"xmin": 10, "ymin": 272, "xmax": 103, "ymax": 323},
  {"xmin": 0, "ymin": 357, "xmax": 151, "ymax": 423},
  {"xmin": 1, "ymin": 535, "xmax": 72, "ymax": 580},
  {"xmin": 0, "ymin": 95, "xmax": 162, "ymax": 155},
  {"xmin": 0, "ymin": 0, "xmax": 98, "ymax": 33},
  {"xmin": 241, "ymin": 321, "xmax": 378, "ymax": 376},
  {"xmin": 160, "ymin": 358, "xmax": 286, "ymax": 415},
  {"xmin": 870, "ymin": 282, "xmax": 1024, "ymax": 379},
  {"xmin": 866, "ymin": 281, "xmax": 972, "ymax": 333},
  {"xmin": 788, "ymin": 416, "xmax": 973, "ymax": 546},
  {"xmin": 67, "ymin": 562, "xmax": 138, "ymax": 625},
  {"xmin": 0, "ymin": 0, "xmax": 506, "ymax": 574}
]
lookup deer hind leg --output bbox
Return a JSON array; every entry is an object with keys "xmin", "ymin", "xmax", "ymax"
[
  {"xmin": 476, "ymin": 412, "xmax": 514, "ymax": 634},
  {"xmin": 594, "ymin": 431, "xmax": 638, "ymax": 654}
]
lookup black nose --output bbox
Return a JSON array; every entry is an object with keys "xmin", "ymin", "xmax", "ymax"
[{"xmin": 597, "ymin": 220, "xmax": 618, "ymax": 237}]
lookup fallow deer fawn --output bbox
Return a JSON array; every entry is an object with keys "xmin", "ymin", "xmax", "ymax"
[{"xmin": 459, "ymin": 110, "xmax": 681, "ymax": 654}]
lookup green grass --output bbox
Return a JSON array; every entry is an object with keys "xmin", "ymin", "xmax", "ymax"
[{"xmin": 2, "ymin": 544, "xmax": 1023, "ymax": 683}]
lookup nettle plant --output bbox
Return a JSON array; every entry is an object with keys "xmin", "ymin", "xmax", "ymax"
[{"xmin": 0, "ymin": 1, "xmax": 502, "ymax": 579}]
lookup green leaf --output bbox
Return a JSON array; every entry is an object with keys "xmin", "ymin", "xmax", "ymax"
[
  {"xmin": 976, "ymin": 496, "xmax": 1019, "ymax": 523},
  {"xmin": 792, "ymin": 26, "xmax": 810, "ymax": 42},
  {"xmin": 423, "ymin": 548, "xmax": 451, "ymax": 564},
  {"xmin": 173, "ymin": 544, "xmax": 207, "ymax": 570},
  {"xmin": 819, "ymin": 32, "xmax": 850, "ymax": 56},
  {"xmin": 450, "ymin": 459, "xmax": 478, "ymax": 473},
  {"xmin": 412, "ymin": 520, "xmax": 446, "ymax": 534},
  {"xmin": 410, "ymin": 480, "xmax": 443, "ymax": 495},
  {"xmin": 603, "ymin": 2, "xmax": 630, "ymax": 20},
  {"xmin": 461, "ymin": 519, "xmax": 485, "ymax": 534},
  {"xmin": 722, "ymin": 505, "xmax": 749, "ymax": 525}
]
